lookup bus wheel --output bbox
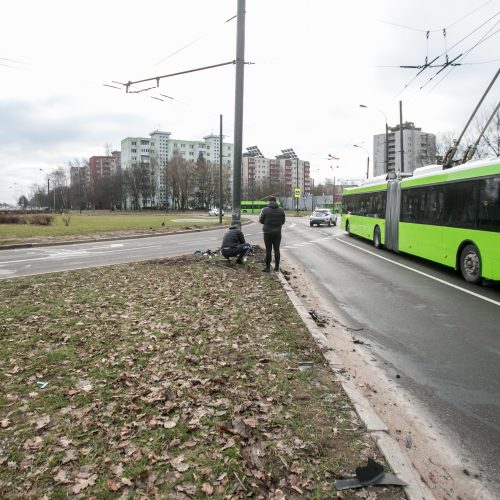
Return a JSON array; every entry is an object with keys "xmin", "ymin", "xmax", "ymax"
[
  {"xmin": 373, "ymin": 226, "xmax": 382, "ymax": 249},
  {"xmin": 460, "ymin": 244, "xmax": 482, "ymax": 284},
  {"xmin": 346, "ymin": 221, "xmax": 352, "ymax": 236}
]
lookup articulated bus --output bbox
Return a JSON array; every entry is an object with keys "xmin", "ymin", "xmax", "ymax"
[
  {"xmin": 341, "ymin": 157, "xmax": 500, "ymax": 284},
  {"xmin": 241, "ymin": 200, "xmax": 270, "ymax": 214}
]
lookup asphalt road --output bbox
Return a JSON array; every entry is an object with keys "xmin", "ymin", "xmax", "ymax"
[
  {"xmin": 1, "ymin": 217, "xmax": 500, "ymax": 491},
  {"xmin": 281, "ymin": 217, "xmax": 500, "ymax": 493}
]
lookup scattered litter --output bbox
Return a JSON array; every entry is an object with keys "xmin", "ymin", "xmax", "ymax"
[
  {"xmin": 334, "ymin": 458, "xmax": 408, "ymax": 490},
  {"xmin": 308, "ymin": 309, "xmax": 328, "ymax": 326},
  {"xmin": 298, "ymin": 361, "xmax": 314, "ymax": 371},
  {"xmin": 36, "ymin": 381, "xmax": 48, "ymax": 389},
  {"xmin": 353, "ymin": 338, "xmax": 371, "ymax": 346}
]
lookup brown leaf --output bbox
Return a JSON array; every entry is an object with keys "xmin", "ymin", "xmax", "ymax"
[
  {"xmin": 71, "ymin": 473, "xmax": 97, "ymax": 494},
  {"xmin": 53, "ymin": 469, "xmax": 70, "ymax": 483},
  {"xmin": 61, "ymin": 449, "xmax": 78, "ymax": 464},
  {"xmin": 35, "ymin": 415, "xmax": 51, "ymax": 430},
  {"xmin": 201, "ymin": 482, "xmax": 214, "ymax": 495},
  {"xmin": 171, "ymin": 455, "xmax": 190, "ymax": 472},
  {"xmin": 1, "ymin": 418, "xmax": 11, "ymax": 428},
  {"xmin": 58, "ymin": 437, "xmax": 72, "ymax": 448}
]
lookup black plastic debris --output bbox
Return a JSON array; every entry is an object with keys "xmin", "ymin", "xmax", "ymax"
[
  {"xmin": 309, "ymin": 309, "xmax": 328, "ymax": 326},
  {"xmin": 334, "ymin": 458, "xmax": 408, "ymax": 490}
]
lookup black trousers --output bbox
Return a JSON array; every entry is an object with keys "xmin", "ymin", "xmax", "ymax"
[{"xmin": 263, "ymin": 232, "xmax": 281, "ymax": 269}]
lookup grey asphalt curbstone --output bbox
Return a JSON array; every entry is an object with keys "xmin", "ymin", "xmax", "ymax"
[{"xmin": 276, "ymin": 271, "xmax": 436, "ymax": 500}]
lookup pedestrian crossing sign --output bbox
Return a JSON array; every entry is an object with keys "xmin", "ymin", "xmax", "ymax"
[{"xmin": 294, "ymin": 188, "xmax": 301, "ymax": 198}]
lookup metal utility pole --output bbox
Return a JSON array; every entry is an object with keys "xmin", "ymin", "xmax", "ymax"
[
  {"xmin": 444, "ymin": 67, "xmax": 500, "ymax": 168},
  {"xmin": 231, "ymin": 0, "xmax": 246, "ymax": 228},
  {"xmin": 385, "ymin": 122, "xmax": 389, "ymax": 173},
  {"xmin": 296, "ymin": 159, "xmax": 299, "ymax": 216},
  {"xmin": 219, "ymin": 114, "xmax": 223, "ymax": 225},
  {"xmin": 399, "ymin": 100, "xmax": 404, "ymax": 172}
]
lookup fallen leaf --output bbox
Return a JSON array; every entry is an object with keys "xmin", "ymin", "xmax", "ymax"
[
  {"xmin": 171, "ymin": 455, "xmax": 190, "ymax": 472},
  {"xmin": 61, "ymin": 449, "xmax": 78, "ymax": 464},
  {"xmin": 35, "ymin": 415, "xmax": 51, "ymax": 430},
  {"xmin": 202, "ymin": 482, "xmax": 214, "ymax": 495},
  {"xmin": 71, "ymin": 473, "xmax": 97, "ymax": 494},
  {"xmin": 53, "ymin": 469, "xmax": 70, "ymax": 484},
  {"xmin": 1, "ymin": 418, "xmax": 11, "ymax": 428}
]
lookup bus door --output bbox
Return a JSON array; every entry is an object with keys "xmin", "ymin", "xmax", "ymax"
[{"xmin": 384, "ymin": 180, "xmax": 400, "ymax": 251}]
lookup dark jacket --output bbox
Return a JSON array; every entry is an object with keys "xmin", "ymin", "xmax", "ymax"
[
  {"xmin": 222, "ymin": 225, "xmax": 246, "ymax": 248},
  {"xmin": 259, "ymin": 201, "xmax": 286, "ymax": 233}
]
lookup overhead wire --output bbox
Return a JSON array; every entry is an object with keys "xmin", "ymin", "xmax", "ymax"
[
  {"xmin": 425, "ymin": 23, "xmax": 500, "ymax": 93},
  {"xmin": 395, "ymin": 9, "xmax": 500, "ymax": 97}
]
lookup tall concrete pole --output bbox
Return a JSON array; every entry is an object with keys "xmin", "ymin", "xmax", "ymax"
[
  {"xmin": 231, "ymin": 0, "xmax": 246, "ymax": 227},
  {"xmin": 399, "ymin": 100, "xmax": 404, "ymax": 173},
  {"xmin": 219, "ymin": 114, "xmax": 223, "ymax": 225}
]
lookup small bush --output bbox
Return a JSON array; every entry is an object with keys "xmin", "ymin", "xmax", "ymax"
[
  {"xmin": 0, "ymin": 214, "xmax": 54, "ymax": 225},
  {"xmin": 62, "ymin": 213, "xmax": 71, "ymax": 226}
]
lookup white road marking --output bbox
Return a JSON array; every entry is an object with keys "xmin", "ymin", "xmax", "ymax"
[
  {"xmin": 336, "ymin": 237, "xmax": 500, "ymax": 307},
  {"xmin": 0, "ymin": 244, "xmax": 162, "ymax": 265}
]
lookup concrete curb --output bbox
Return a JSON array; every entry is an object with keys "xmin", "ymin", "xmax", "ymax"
[
  {"xmin": 276, "ymin": 271, "xmax": 435, "ymax": 500},
  {"xmin": 0, "ymin": 221, "xmax": 253, "ymax": 251}
]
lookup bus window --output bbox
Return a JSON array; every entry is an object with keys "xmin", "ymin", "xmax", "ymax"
[
  {"xmin": 477, "ymin": 176, "xmax": 500, "ymax": 231},
  {"xmin": 444, "ymin": 181, "xmax": 477, "ymax": 229}
]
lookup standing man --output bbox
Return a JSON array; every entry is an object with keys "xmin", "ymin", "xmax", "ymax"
[
  {"xmin": 259, "ymin": 196, "xmax": 286, "ymax": 272},
  {"xmin": 221, "ymin": 224, "xmax": 251, "ymax": 264}
]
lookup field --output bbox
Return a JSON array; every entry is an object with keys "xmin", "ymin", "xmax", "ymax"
[{"xmin": 0, "ymin": 212, "xmax": 231, "ymax": 246}]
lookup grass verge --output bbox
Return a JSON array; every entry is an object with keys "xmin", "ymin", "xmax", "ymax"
[
  {"xmin": 0, "ymin": 251, "xmax": 404, "ymax": 498},
  {"xmin": 0, "ymin": 212, "xmax": 231, "ymax": 246}
]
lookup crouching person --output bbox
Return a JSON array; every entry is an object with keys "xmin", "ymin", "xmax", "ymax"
[{"xmin": 221, "ymin": 224, "xmax": 251, "ymax": 264}]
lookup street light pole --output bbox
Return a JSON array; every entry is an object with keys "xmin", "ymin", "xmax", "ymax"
[
  {"xmin": 296, "ymin": 158, "xmax": 299, "ymax": 216},
  {"xmin": 353, "ymin": 144, "xmax": 370, "ymax": 179},
  {"xmin": 359, "ymin": 104, "xmax": 388, "ymax": 174}
]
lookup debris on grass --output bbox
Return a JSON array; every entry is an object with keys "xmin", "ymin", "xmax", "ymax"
[{"xmin": 0, "ymin": 254, "xmax": 405, "ymax": 498}]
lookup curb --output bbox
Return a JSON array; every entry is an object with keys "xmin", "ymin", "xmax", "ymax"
[{"xmin": 276, "ymin": 271, "xmax": 435, "ymax": 500}]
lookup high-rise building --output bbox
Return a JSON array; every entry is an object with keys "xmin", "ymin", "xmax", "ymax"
[
  {"xmin": 120, "ymin": 131, "xmax": 234, "ymax": 208},
  {"xmin": 242, "ymin": 147, "xmax": 310, "ymax": 200},
  {"xmin": 373, "ymin": 122, "xmax": 436, "ymax": 176}
]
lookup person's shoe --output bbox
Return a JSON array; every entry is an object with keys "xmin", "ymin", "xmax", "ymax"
[
  {"xmin": 262, "ymin": 267, "xmax": 270, "ymax": 273},
  {"xmin": 274, "ymin": 266, "xmax": 279, "ymax": 272},
  {"xmin": 236, "ymin": 259, "xmax": 243, "ymax": 264}
]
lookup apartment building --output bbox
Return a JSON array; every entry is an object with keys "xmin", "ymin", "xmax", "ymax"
[
  {"xmin": 120, "ymin": 131, "xmax": 234, "ymax": 207},
  {"xmin": 242, "ymin": 147, "xmax": 310, "ymax": 199},
  {"xmin": 373, "ymin": 122, "xmax": 436, "ymax": 176}
]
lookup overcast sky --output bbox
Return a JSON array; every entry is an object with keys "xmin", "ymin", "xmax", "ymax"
[{"xmin": 1, "ymin": 0, "xmax": 499, "ymax": 204}]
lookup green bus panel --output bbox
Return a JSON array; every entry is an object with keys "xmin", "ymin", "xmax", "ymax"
[
  {"xmin": 399, "ymin": 222, "xmax": 500, "ymax": 280},
  {"xmin": 341, "ymin": 214, "xmax": 386, "ymax": 245}
]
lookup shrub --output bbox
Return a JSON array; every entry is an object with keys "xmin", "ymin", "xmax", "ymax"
[
  {"xmin": 0, "ymin": 214, "xmax": 54, "ymax": 225},
  {"xmin": 62, "ymin": 213, "xmax": 71, "ymax": 226}
]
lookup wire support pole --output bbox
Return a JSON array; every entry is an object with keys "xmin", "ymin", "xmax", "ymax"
[{"xmin": 121, "ymin": 60, "xmax": 238, "ymax": 91}]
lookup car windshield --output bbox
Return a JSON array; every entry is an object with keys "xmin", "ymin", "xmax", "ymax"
[{"xmin": 313, "ymin": 211, "xmax": 329, "ymax": 216}]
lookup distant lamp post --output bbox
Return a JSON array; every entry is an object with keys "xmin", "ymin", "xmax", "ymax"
[
  {"xmin": 39, "ymin": 168, "xmax": 55, "ymax": 210},
  {"xmin": 353, "ymin": 144, "xmax": 370, "ymax": 179},
  {"xmin": 359, "ymin": 104, "xmax": 389, "ymax": 174},
  {"xmin": 327, "ymin": 157, "xmax": 340, "ymax": 213}
]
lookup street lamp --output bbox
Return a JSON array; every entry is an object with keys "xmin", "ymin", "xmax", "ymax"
[
  {"xmin": 359, "ymin": 104, "xmax": 389, "ymax": 174},
  {"xmin": 353, "ymin": 144, "xmax": 370, "ymax": 179},
  {"xmin": 328, "ymin": 163, "xmax": 340, "ymax": 213},
  {"xmin": 40, "ymin": 168, "xmax": 55, "ymax": 210}
]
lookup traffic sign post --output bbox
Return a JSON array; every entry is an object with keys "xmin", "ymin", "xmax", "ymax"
[{"xmin": 295, "ymin": 188, "xmax": 301, "ymax": 216}]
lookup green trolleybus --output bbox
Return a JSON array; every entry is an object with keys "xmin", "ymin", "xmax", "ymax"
[
  {"xmin": 341, "ymin": 157, "xmax": 500, "ymax": 284},
  {"xmin": 241, "ymin": 200, "xmax": 270, "ymax": 214}
]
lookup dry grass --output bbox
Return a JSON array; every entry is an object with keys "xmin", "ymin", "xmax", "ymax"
[{"xmin": 0, "ymin": 252, "xmax": 404, "ymax": 498}]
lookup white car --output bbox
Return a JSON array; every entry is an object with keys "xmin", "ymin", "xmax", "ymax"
[
  {"xmin": 208, "ymin": 208, "xmax": 224, "ymax": 216},
  {"xmin": 309, "ymin": 209, "xmax": 336, "ymax": 227}
]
